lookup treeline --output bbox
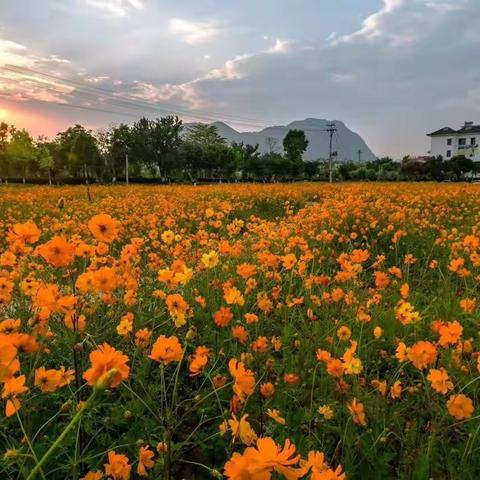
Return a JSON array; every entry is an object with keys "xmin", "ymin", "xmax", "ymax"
[
  {"xmin": 0, "ymin": 116, "xmax": 313, "ymax": 184},
  {"xmin": 338, "ymin": 155, "xmax": 479, "ymax": 182},
  {"xmin": 0, "ymin": 116, "xmax": 477, "ymax": 184}
]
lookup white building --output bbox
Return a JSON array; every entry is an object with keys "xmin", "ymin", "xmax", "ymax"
[{"xmin": 427, "ymin": 122, "xmax": 480, "ymax": 162}]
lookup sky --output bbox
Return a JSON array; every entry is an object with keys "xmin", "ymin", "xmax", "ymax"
[{"xmin": 0, "ymin": 0, "xmax": 479, "ymax": 157}]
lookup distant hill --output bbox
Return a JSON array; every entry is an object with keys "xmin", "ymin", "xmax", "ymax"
[{"xmin": 184, "ymin": 118, "xmax": 376, "ymax": 162}]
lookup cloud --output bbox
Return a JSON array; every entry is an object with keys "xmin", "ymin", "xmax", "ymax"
[
  {"xmin": 265, "ymin": 39, "xmax": 292, "ymax": 54},
  {"xmin": 168, "ymin": 18, "xmax": 221, "ymax": 45},
  {"xmin": 85, "ymin": 0, "xmax": 145, "ymax": 17},
  {"xmin": 0, "ymin": 36, "xmax": 74, "ymax": 103}
]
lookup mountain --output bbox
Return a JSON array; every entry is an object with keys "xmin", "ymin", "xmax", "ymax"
[{"xmin": 185, "ymin": 118, "xmax": 376, "ymax": 162}]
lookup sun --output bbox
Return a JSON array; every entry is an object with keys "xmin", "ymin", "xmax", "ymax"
[{"xmin": 0, "ymin": 108, "xmax": 9, "ymax": 121}]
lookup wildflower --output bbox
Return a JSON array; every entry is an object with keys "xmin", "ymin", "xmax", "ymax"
[
  {"xmin": 347, "ymin": 398, "xmax": 367, "ymax": 426},
  {"xmin": 460, "ymin": 298, "xmax": 476, "ymax": 313},
  {"xmin": 390, "ymin": 380, "xmax": 402, "ymax": 399},
  {"xmin": 83, "ymin": 343, "xmax": 130, "ymax": 388},
  {"xmin": 306, "ymin": 451, "xmax": 346, "ymax": 480},
  {"xmin": 81, "ymin": 472, "xmax": 103, "ymax": 480},
  {"xmin": 318, "ymin": 405, "xmax": 334, "ymax": 420},
  {"xmin": 266, "ymin": 409, "xmax": 286, "ymax": 425},
  {"xmin": 223, "ymin": 437, "xmax": 305, "ymax": 480},
  {"xmin": 201, "ymin": 250, "xmax": 219, "ymax": 268},
  {"xmin": 224, "ymin": 287, "xmax": 245, "ymax": 306},
  {"xmin": 232, "ymin": 325, "xmax": 249, "ymax": 344},
  {"xmin": 284, "ymin": 373, "xmax": 300, "ymax": 385},
  {"xmin": 427, "ymin": 368, "xmax": 453, "ymax": 394},
  {"xmin": 37, "ymin": 236, "xmax": 75, "ymax": 267},
  {"xmin": 447, "ymin": 394, "xmax": 474, "ymax": 420},
  {"xmin": 214, "ymin": 306, "xmax": 234, "ymax": 327},
  {"xmin": 408, "ymin": 341, "xmax": 437, "ymax": 370},
  {"xmin": 373, "ymin": 326, "xmax": 383, "ymax": 338},
  {"xmin": 189, "ymin": 346, "xmax": 209, "ymax": 376},
  {"xmin": 395, "ymin": 300, "xmax": 421, "ymax": 325},
  {"xmin": 438, "ymin": 321, "xmax": 463, "ymax": 347},
  {"xmin": 11, "ymin": 221, "xmax": 41, "ymax": 244},
  {"xmin": 104, "ymin": 451, "xmax": 131, "ymax": 480},
  {"xmin": 337, "ymin": 326, "xmax": 351, "ymax": 341},
  {"xmin": 229, "ymin": 358, "xmax": 255, "ymax": 401},
  {"xmin": 149, "ymin": 335, "xmax": 183, "ymax": 365},
  {"xmin": 34, "ymin": 367, "xmax": 62, "ymax": 393},
  {"xmin": 137, "ymin": 445, "xmax": 155, "ymax": 477},
  {"xmin": 228, "ymin": 413, "xmax": 258, "ymax": 445},
  {"xmin": 326, "ymin": 359, "xmax": 345, "ymax": 378},
  {"xmin": 88, "ymin": 214, "xmax": 120, "ymax": 243},
  {"xmin": 260, "ymin": 382, "xmax": 275, "ymax": 398}
]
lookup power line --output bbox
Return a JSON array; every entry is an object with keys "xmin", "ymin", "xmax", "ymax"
[{"xmin": 1, "ymin": 64, "xmax": 345, "ymax": 135}]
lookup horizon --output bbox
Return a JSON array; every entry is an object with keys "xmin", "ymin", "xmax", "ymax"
[{"xmin": 1, "ymin": 0, "xmax": 479, "ymax": 158}]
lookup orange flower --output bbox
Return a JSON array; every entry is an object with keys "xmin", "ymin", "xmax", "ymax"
[
  {"xmin": 260, "ymin": 382, "xmax": 275, "ymax": 398},
  {"xmin": 104, "ymin": 451, "xmax": 131, "ymax": 480},
  {"xmin": 408, "ymin": 341, "xmax": 437, "ymax": 370},
  {"xmin": 447, "ymin": 394, "xmax": 474, "ymax": 420},
  {"xmin": 228, "ymin": 413, "xmax": 258, "ymax": 445},
  {"xmin": 347, "ymin": 398, "xmax": 367, "ymax": 426},
  {"xmin": 137, "ymin": 445, "xmax": 155, "ymax": 477},
  {"xmin": 12, "ymin": 221, "xmax": 41, "ymax": 244},
  {"xmin": 306, "ymin": 451, "xmax": 346, "ymax": 480},
  {"xmin": 224, "ymin": 437, "xmax": 305, "ymax": 480},
  {"xmin": 149, "ymin": 335, "xmax": 183, "ymax": 365},
  {"xmin": 229, "ymin": 358, "xmax": 255, "ymax": 401},
  {"xmin": 283, "ymin": 373, "xmax": 300, "ymax": 385},
  {"xmin": 326, "ymin": 358, "xmax": 345, "ymax": 378},
  {"xmin": 427, "ymin": 368, "xmax": 453, "ymax": 394},
  {"xmin": 438, "ymin": 321, "xmax": 463, "ymax": 347},
  {"xmin": 37, "ymin": 236, "xmax": 75, "ymax": 267},
  {"xmin": 232, "ymin": 325, "xmax": 249, "ymax": 344},
  {"xmin": 34, "ymin": 367, "xmax": 62, "ymax": 393},
  {"xmin": 214, "ymin": 307, "xmax": 234, "ymax": 327},
  {"xmin": 88, "ymin": 214, "xmax": 120, "ymax": 243},
  {"xmin": 83, "ymin": 343, "xmax": 130, "ymax": 388},
  {"xmin": 189, "ymin": 346, "xmax": 209, "ymax": 376}
]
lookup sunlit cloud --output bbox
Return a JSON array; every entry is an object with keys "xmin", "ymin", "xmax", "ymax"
[
  {"xmin": 168, "ymin": 18, "xmax": 221, "ymax": 45},
  {"xmin": 85, "ymin": 0, "xmax": 145, "ymax": 17}
]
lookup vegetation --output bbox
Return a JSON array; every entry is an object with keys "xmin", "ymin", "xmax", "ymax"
[
  {"xmin": 1, "ymin": 182, "xmax": 480, "ymax": 479},
  {"xmin": 0, "ymin": 119, "xmax": 477, "ymax": 184}
]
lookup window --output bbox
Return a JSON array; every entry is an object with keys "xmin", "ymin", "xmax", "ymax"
[
  {"xmin": 446, "ymin": 150, "xmax": 451, "ymax": 158},
  {"xmin": 471, "ymin": 137, "xmax": 477, "ymax": 146},
  {"xmin": 458, "ymin": 138, "xmax": 467, "ymax": 146},
  {"xmin": 447, "ymin": 138, "xmax": 452, "ymax": 145}
]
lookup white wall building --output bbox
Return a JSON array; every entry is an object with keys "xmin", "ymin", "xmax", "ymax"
[{"xmin": 427, "ymin": 122, "xmax": 480, "ymax": 162}]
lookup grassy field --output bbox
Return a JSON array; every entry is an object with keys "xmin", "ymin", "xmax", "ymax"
[{"xmin": 0, "ymin": 182, "xmax": 480, "ymax": 479}]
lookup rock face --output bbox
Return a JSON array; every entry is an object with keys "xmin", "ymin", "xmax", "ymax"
[{"xmin": 185, "ymin": 118, "xmax": 376, "ymax": 162}]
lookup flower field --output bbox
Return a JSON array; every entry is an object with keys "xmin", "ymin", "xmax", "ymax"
[{"xmin": 1, "ymin": 182, "xmax": 480, "ymax": 479}]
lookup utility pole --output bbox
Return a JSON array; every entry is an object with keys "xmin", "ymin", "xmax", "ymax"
[
  {"xmin": 125, "ymin": 152, "xmax": 129, "ymax": 185},
  {"xmin": 357, "ymin": 149, "xmax": 362, "ymax": 163},
  {"xmin": 325, "ymin": 122, "xmax": 336, "ymax": 183}
]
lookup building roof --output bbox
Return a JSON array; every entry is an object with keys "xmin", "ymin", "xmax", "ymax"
[
  {"xmin": 428, "ymin": 124, "xmax": 480, "ymax": 136},
  {"xmin": 427, "ymin": 127, "xmax": 457, "ymax": 136},
  {"xmin": 456, "ymin": 124, "xmax": 480, "ymax": 135}
]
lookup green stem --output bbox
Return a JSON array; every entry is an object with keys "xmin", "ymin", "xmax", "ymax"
[{"xmin": 26, "ymin": 369, "xmax": 117, "ymax": 480}]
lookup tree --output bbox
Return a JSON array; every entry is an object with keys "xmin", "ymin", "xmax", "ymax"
[
  {"xmin": 283, "ymin": 129, "xmax": 308, "ymax": 177},
  {"xmin": 0, "ymin": 122, "xmax": 13, "ymax": 181},
  {"xmin": 6, "ymin": 129, "xmax": 36, "ymax": 183},
  {"xmin": 445, "ymin": 154, "xmax": 474, "ymax": 180},
  {"xmin": 35, "ymin": 138, "xmax": 55, "ymax": 184},
  {"xmin": 130, "ymin": 116, "xmax": 183, "ymax": 180},
  {"xmin": 181, "ymin": 125, "xmax": 227, "ymax": 181},
  {"xmin": 56, "ymin": 125, "xmax": 101, "ymax": 179}
]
